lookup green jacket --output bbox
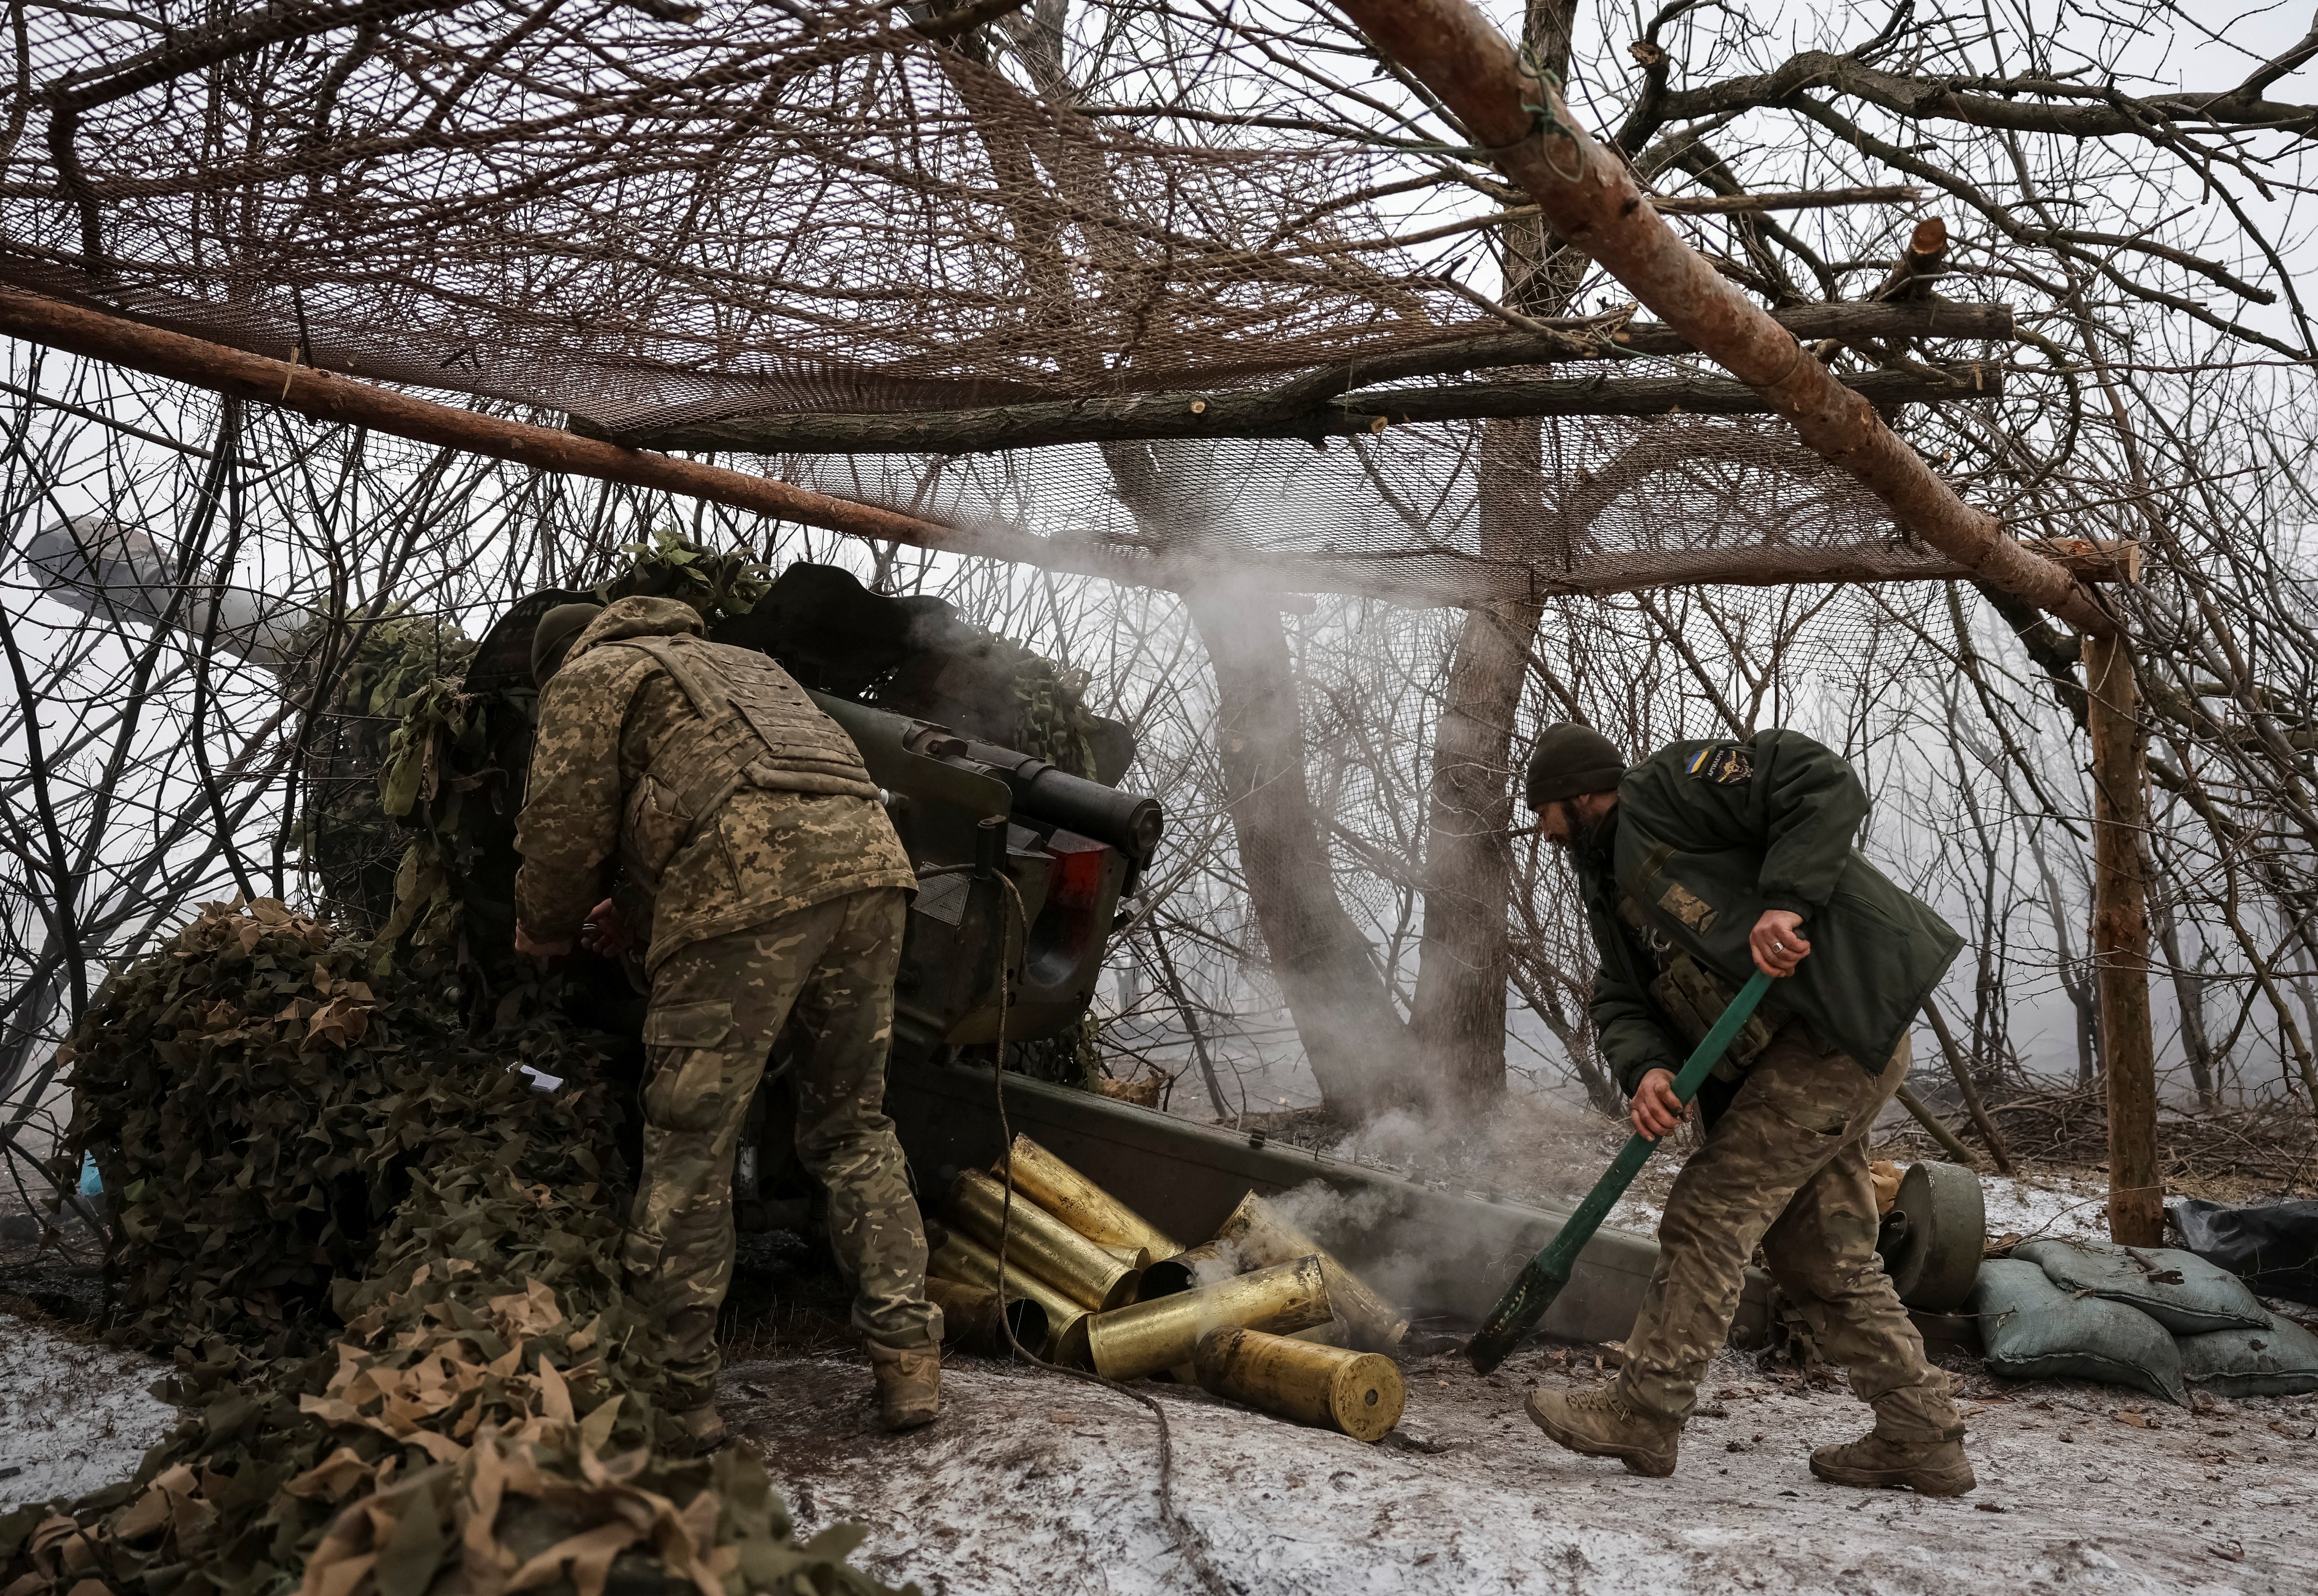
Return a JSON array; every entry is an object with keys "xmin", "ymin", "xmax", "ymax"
[{"xmin": 1572, "ymin": 729, "xmax": 1963, "ymax": 1097}]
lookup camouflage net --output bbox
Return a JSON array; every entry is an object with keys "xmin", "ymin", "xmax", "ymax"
[
  {"xmin": 6, "ymin": 900, "xmax": 907, "ymax": 1596},
  {"xmin": 290, "ymin": 612, "xmax": 481, "ymax": 936},
  {"xmin": 600, "ymin": 529, "xmax": 771, "ymax": 632},
  {"xmin": 1004, "ymin": 652, "xmax": 1101, "ymax": 785},
  {"xmin": 369, "ymin": 678, "xmax": 504, "ymax": 986}
]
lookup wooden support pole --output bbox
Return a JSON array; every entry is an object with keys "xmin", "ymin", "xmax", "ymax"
[
  {"xmin": 2084, "ymin": 628, "xmax": 2162, "ymax": 1243},
  {"xmin": 1921, "ymin": 996, "xmax": 2016, "ymax": 1174},
  {"xmin": 1893, "ymin": 1082, "xmax": 1982, "ymax": 1168},
  {"xmin": 603, "ymin": 361, "xmax": 2006, "ymax": 455},
  {"xmin": 0, "ymin": 283, "xmax": 1158, "ymax": 581},
  {"xmin": 1320, "ymin": 0, "xmax": 2116, "ymax": 641},
  {"xmin": 0, "ymin": 286, "xmax": 2129, "ymax": 609}
]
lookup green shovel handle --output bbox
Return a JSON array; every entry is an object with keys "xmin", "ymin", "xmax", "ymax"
[{"xmin": 1466, "ymin": 966, "xmax": 1776, "ymax": 1374}]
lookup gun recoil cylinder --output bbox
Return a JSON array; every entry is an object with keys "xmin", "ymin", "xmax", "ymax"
[{"xmin": 958, "ymin": 738, "xmax": 1164, "ymax": 863}]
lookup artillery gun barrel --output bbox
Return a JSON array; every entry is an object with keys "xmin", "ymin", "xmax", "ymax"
[
  {"xmin": 21, "ymin": 514, "xmax": 311, "ymax": 669},
  {"xmin": 806, "ymin": 690, "xmax": 1162, "ymax": 862}
]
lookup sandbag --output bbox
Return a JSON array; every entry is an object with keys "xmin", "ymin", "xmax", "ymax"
[
  {"xmin": 2016, "ymin": 1237, "xmax": 2268, "ymax": 1334},
  {"xmin": 2178, "ymin": 1308, "xmax": 2318, "ymax": 1398},
  {"xmin": 2171, "ymin": 1197, "xmax": 2318, "ymax": 1307},
  {"xmin": 1972, "ymin": 1258, "xmax": 2187, "ymax": 1405}
]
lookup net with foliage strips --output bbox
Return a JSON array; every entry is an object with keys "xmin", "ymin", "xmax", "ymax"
[
  {"xmin": 3, "ymin": 897, "xmax": 905, "ymax": 1596},
  {"xmin": 2, "ymin": 0, "xmax": 2026, "ymax": 605}
]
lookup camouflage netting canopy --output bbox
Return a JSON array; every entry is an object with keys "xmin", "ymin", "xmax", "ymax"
[
  {"xmin": 0, "ymin": 1, "xmax": 2008, "ymax": 604},
  {"xmin": 4, "ymin": 899, "xmax": 907, "ymax": 1596}
]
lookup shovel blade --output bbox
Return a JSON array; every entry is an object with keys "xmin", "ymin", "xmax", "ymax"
[{"xmin": 1466, "ymin": 1256, "xmax": 1573, "ymax": 1375}]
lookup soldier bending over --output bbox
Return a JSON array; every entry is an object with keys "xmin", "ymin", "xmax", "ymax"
[
  {"xmin": 514, "ymin": 596, "xmax": 940, "ymax": 1448},
  {"xmin": 1521, "ymin": 723, "xmax": 1974, "ymax": 1495}
]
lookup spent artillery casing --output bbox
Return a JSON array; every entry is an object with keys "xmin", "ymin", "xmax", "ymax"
[
  {"xmin": 923, "ymin": 1276, "xmax": 1049, "ymax": 1360},
  {"xmin": 1100, "ymin": 1242, "xmax": 1154, "ymax": 1270},
  {"xmin": 927, "ymin": 1231, "xmax": 1091, "ymax": 1366},
  {"xmin": 1085, "ymin": 1255, "xmax": 1330, "ymax": 1382},
  {"xmin": 1212, "ymin": 1191, "xmax": 1409, "ymax": 1352},
  {"xmin": 995, "ymin": 1134, "xmax": 1185, "ymax": 1259},
  {"xmin": 1194, "ymin": 1326, "xmax": 1405, "ymax": 1443},
  {"xmin": 1138, "ymin": 1240, "xmax": 1222, "ymax": 1301},
  {"xmin": 947, "ymin": 1168, "xmax": 1142, "ymax": 1311}
]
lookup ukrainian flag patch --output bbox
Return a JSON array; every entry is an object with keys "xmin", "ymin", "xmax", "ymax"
[{"xmin": 1686, "ymin": 743, "xmax": 1755, "ymax": 785}]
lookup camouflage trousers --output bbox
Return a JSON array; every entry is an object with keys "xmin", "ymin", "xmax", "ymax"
[
  {"xmin": 621, "ymin": 887, "xmax": 940, "ymax": 1409},
  {"xmin": 1615, "ymin": 1026, "xmax": 1964, "ymax": 1443}
]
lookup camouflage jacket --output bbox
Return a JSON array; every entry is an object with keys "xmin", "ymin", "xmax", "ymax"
[
  {"xmin": 514, "ymin": 597, "xmax": 915, "ymax": 971},
  {"xmin": 1571, "ymin": 729, "xmax": 1964, "ymax": 1096}
]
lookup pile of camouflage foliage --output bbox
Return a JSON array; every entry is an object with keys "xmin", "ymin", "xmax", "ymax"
[{"xmin": 4, "ymin": 899, "xmax": 905, "ymax": 1596}]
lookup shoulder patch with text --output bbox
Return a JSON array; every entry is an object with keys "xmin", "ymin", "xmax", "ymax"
[{"xmin": 1686, "ymin": 743, "xmax": 1755, "ymax": 785}]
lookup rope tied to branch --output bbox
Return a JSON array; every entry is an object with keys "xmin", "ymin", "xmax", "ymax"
[{"xmin": 1488, "ymin": 51, "xmax": 1587, "ymax": 183}]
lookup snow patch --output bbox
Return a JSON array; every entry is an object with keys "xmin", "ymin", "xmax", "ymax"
[
  {"xmin": 1979, "ymin": 1170, "xmax": 2114, "ymax": 1244},
  {"xmin": 0, "ymin": 1312, "xmax": 177, "ymax": 1511}
]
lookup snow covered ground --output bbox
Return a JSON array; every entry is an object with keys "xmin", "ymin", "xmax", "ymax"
[
  {"xmin": 3, "ymin": 1297, "xmax": 2312, "ymax": 1593},
  {"xmin": 731, "ymin": 1343, "xmax": 2318, "ymax": 1596},
  {"xmin": 0, "ymin": 1310, "xmax": 176, "ymax": 1511},
  {"xmin": 1977, "ymin": 1169, "xmax": 2118, "ymax": 1245}
]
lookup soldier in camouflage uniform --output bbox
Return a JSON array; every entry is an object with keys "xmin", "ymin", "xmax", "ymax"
[
  {"xmin": 513, "ymin": 596, "xmax": 941, "ymax": 1445},
  {"xmin": 1519, "ymin": 723, "xmax": 1975, "ymax": 1497}
]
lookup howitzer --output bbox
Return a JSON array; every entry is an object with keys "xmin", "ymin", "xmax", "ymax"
[
  {"xmin": 800, "ymin": 687, "xmax": 1159, "ymax": 1061},
  {"xmin": 24, "ymin": 524, "xmax": 1165, "ymax": 1231}
]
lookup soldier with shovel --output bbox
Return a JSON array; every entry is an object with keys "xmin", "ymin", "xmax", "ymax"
[{"xmin": 1518, "ymin": 724, "xmax": 1975, "ymax": 1496}]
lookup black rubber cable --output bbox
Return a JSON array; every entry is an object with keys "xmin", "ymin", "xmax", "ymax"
[{"xmin": 914, "ymin": 859, "xmax": 1230, "ymax": 1596}]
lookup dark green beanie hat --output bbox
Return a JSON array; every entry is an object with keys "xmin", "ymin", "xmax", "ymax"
[
  {"xmin": 531, "ymin": 602, "xmax": 604, "ymax": 687},
  {"xmin": 1524, "ymin": 723, "xmax": 1626, "ymax": 809}
]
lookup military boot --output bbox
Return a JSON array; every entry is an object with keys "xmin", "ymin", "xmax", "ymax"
[
  {"xmin": 1524, "ymin": 1384, "xmax": 1680, "ymax": 1477},
  {"xmin": 866, "ymin": 1340, "xmax": 941, "ymax": 1431},
  {"xmin": 1809, "ymin": 1431, "xmax": 1976, "ymax": 1496}
]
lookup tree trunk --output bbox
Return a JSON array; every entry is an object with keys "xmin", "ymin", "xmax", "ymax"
[
  {"xmin": 1186, "ymin": 584, "xmax": 1414, "ymax": 1118},
  {"xmin": 1407, "ymin": 425, "xmax": 1543, "ymax": 1106},
  {"xmin": 1101, "ymin": 439, "xmax": 1413, "ymax": 1118},
  {"xmin": 1406, "ymin": 0, "xmax": 1580, "ymax": 1108},
  {"xmin": 2084, "ymin": 630, "xmax": 2162, "ymax": 1245},
  {"xmin": 2151, "ymin": 892, "xmax": 2220, "ymax": 1110}
]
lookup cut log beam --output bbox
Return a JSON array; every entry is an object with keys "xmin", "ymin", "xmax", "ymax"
[
  {"xmin": 1322, "ymin": 0, "xmax": 2114, "ymax": 640},
  {"xmin": 592, "ymin": 363, "xmax": 2004, "ymax": 454},
  {"xmin": 0, "ymin": 285, "xmax": 2113, "ymax": 608},
  {"xmin": 0, "ymin": 283, "xmax": 1088, "ymax": 573},
  {"xmin": 578, "ymin": 301, "xmax": 2010, "ymax": 452}
]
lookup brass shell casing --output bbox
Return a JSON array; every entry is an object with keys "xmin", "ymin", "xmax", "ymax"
[
  {"xmin": 924, "ymin": 1276, "xmax": 1049, "ymax": 1360},
  {"xmin": 1194, "ymin": 1325, "xmax": 1405, "ymax": 1443},
  {"xmin": 926, "ymin": 1231, "xmax": 1090, "ymax": 1365},
  {"xmin": 1138, "ymin": 1240, "xmax": 1222, "ymax": 1301},
  {"xmin": 1085, "ymin": 1255, "xmax": 1330, "ymax": 1382},
  {"xmin": 946, "ymin": 1169, "xmax": 1142, "ymax": 1311},
  {"xmin": 1212, "ymin": 1191, "xmax": 1409, "ymax": 1351},
  {"xmin": 1100, "ymin": 1242, "xmax": 1154, "ymax": 1270},
  {"xmin": 996, "ymin": 1134, "xmax": 1185, "ymax": 1260}
]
